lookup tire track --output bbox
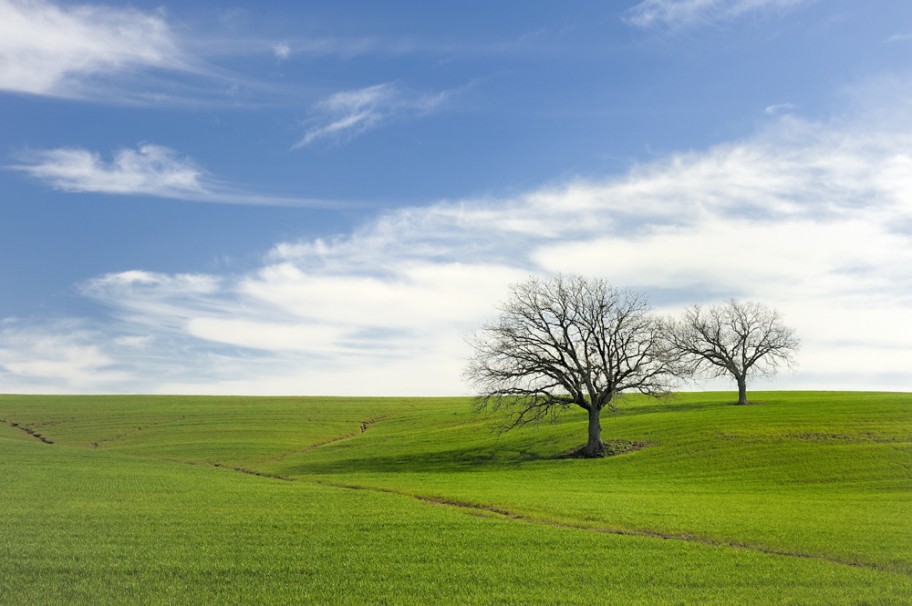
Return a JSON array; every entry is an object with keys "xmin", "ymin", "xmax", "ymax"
[{"xmin": 316, "ymin": 479, "xmax": 911, "ymax": 578}]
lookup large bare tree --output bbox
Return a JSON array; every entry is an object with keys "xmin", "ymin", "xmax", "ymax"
[
  {"xmin": 465, "ymin": 274, "xmax": 682, "ymax": 458},
  {"xmin": 669, "ymin": 300, "xmax": 799, "ymax": 404}
]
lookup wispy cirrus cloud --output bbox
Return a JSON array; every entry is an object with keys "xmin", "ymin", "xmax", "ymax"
[
  {"xmin": 764, "ymin": 102, "xmax": 796, "ymax": 115},
  {"xmin": 884, "ymin": 33, "xmax": 912, "ymax": 44},
  {"xmin": 0, "ymin": 0, "xmax": 201, "ymax": 101},
  {"xmin": 0, "ymin": 1, "xmax": 486, "ymax": 108},
  {"xmin": 0, "ymin": 0, "xmax": 311, "ymax": 106},
  {"xmin": 624, "ymin": 0, "xmax": 810, "ymax": 29},
  {"xmin": 293, "ymin": 83, "xmax": 450, "ymax": 149},
  {"xmin": 9, "ymin": 144, "xmax": 340, "ymax": 207}
]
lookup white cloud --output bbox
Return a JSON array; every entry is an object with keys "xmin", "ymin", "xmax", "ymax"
[
  {"xmin": 10, "ymin": 144, "xmax": 340, "ymax": 207},
  {"xmin": 3, "ymin": 87, "xmax": 912, "ymax": 395},
  {"xmin": 764, "ymin": 102, "xmax": 796, "ymax": 115},
  {"xmin": 0, "ymin": 320, "xmax": 132, "ymax": 392},
  {"xmin": 884, "ymin": 33, "xmax": 912, "ymax": 44},
  {"xmin": 272, "ymin": 43, "xmax": 291, "ymax": 60},
  {"xmin": 534, "ymin": 218, "xmax": 912, "ymax": 316},
  {"xmin": 0, "ymin": 0, "xmax": 196, "ymax": 99},
  {"xmin": 624, "ymin": 0, "xmax": 809, "ymax": 29},
  {"xmin": 293, "ymin": 83, "xmax": 449, "ymax": 148},
  {"xmin": 13, "ymin": 145, "xmax": 206, "ymax": 197},
  {"xmin": 186, "ymin": 318, "xmax": 349, "ymax": 353}
]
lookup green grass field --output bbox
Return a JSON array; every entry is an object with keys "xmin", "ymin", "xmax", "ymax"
[{"xmin": 1, "ymin": 392, "xmax": 910, "ymax": 604}]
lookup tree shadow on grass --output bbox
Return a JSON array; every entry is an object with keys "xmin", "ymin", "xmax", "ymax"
[
  {"xmin": 280, "ymin": 397, "xmax": 703, "ymax": 476},
  {"xmin": 281, "ymin": 437, "xmax": 654, "ymax": 475},
  {"xmin": 557, "ymin": 440, "xmax": 650, "ymax": 459},
  {"xmin": 281, "ymin": 447, "xmax": 537, "ymax": 475}
]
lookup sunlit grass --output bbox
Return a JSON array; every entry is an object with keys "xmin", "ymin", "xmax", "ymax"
[{"xmin": 1, "ymin": 392, "xmax": 910, "ymax": 604}]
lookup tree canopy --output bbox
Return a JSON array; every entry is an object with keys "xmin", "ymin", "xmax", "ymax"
[{"xmin": 465, "ymin": 274, "xmax": 682, "ymax": 457}]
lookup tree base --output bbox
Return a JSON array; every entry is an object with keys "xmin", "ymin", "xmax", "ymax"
[{"xmin": 558, "ymin": 440, "xmax": 648, "ymax": 459}]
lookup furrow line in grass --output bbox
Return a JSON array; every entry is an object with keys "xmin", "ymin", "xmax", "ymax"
[
  {"xmin": 257, "ymin": 415, "xmax": 387, "ymax": 464},
  {"xmin": 316, "ymin": 479, "xmax": 911, "ymax": 578},
  {"xmin": 209, "ymin": 463, "xmax": 295, "ymax": 481},
  {"xmin": 90, "ymin": 415, "xmax": 188, "ymax": 449},
  {"xmin": 0, "ymin": 418, "xmax": 54, "ymax": 444}
]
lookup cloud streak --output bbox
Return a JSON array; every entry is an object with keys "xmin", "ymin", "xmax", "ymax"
[
  {"xmin": 0, "ymin": 0, "xmax": 314, "ymax": 107},
  {"xmin": 884, "ymin": 33, "xmax": 912, "ymax": 44},
  {"xmin": 9, "ymin": 144, "xmax": 342, "ymax": 207},
  {"xmin": 294, "ymin": 83, "xmax": 449, "ymax": 148},
  {"xmin": 764, "ymin": 102, "xmax": 796, "ymax": 115},
  {"xmin": 624, "ymin": 0, "xmax": 810, "ymax": 29}
]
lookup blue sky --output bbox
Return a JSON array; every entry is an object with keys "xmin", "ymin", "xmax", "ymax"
[{"xmin": 1, "ymin": 0, "xmax": 911, "ymax": 395}]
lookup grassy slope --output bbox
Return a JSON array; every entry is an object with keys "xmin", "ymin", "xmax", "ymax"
[{"xmin": 0, "ymin": 392, "xmax": 910, "ymax": 604}]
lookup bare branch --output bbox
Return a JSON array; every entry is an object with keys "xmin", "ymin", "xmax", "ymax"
[{"xmin": 668, "ymin": 299, "xmax": 799, "ymax": 404}]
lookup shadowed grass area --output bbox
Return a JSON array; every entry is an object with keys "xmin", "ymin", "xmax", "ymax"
[{"xmin": 1, "ymin": 391, "xmax": 910, "ymax": 604}]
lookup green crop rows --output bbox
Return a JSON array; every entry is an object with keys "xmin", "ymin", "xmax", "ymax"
[{"xmin": 1, "ymin": 392, "xmax": 910, "ymax": 604}]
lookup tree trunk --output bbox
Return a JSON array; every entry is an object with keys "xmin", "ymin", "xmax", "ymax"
[
  {"xmin": 736, "ymin": 376, "xmax": 748, "ymax": 405},
  {"xmin": 583, "ymin": 406, "xmax": 604, "ymax": 457}
]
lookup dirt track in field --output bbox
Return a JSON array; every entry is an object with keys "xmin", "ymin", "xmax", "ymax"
[
  {"xmin": 0, "ymin": 418, "xmax": 54, "ymax": 444},
  {"xmin": 316, "ymin": 479, "xmax": 911, "ymax": 578}
]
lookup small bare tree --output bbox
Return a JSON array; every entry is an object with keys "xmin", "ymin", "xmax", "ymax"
[
  {"xmin": 669, "ymin": 300, "xmax": 799, "ymax": 404},
  {"xmin": 465, "ymin": 274, "xmax": 682, "ymax": 458}
]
